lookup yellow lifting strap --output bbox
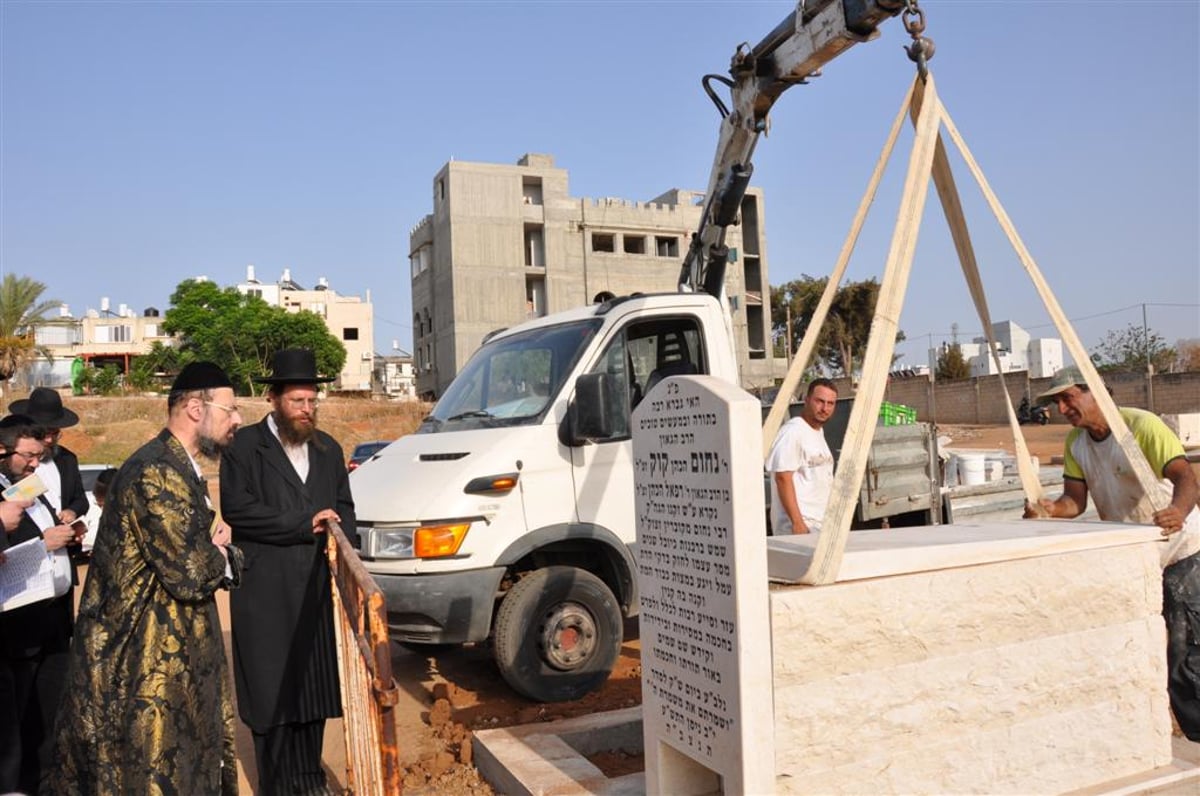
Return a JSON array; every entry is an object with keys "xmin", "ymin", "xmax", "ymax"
[{"xmin": 771, "ymin": 72, "xmax": 1167, "ymax": 586}]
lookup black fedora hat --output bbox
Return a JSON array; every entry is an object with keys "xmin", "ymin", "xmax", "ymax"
[
  {"xmin": 254, "ymin": 348, "xmax": 335, "ymax": 385},
  {"xmin": 9, "ymin": 387, "xmax": 79, "ymax": 428}
]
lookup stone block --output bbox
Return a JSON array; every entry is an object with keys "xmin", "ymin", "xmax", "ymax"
[{"xmin": 770, "ymin": 541, "xmax": 1173, "ymax": 793}]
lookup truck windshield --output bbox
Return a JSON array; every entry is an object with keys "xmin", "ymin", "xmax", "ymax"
[{"xmin": 421, "ymin": 319, "xmax": 603, "ymax": 432}]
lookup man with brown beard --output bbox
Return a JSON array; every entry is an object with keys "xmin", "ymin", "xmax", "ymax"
[
  {"xmin": 220, "ymin": 348, "xmax": 356, "ymax": 795},
  {"xmin": 47, "ymin": 361, "xmax": 241, "ymax": 795}
]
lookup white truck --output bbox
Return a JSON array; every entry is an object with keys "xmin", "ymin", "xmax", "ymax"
[{"xmin": 350, "ymin": 0, "xmax": 917, "ymax": 702}]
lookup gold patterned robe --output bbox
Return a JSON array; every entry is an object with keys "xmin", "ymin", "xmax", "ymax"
[{"xmin": 47, "ymin": 430, "xmax": 238, "ymax": 795}]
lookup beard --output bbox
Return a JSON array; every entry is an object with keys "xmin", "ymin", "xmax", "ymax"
[
  {"xmin": 39, "ymin": 443, "xmax": 57, "ymax": 462},
  {"xmin": 275, "ymin": 409, "xmax": 319, "ymax": 448},
  {"xmin": 196, "ymin": 433, "xmax": 229, "ymax": 461},
  {"xmin": 0, "ymin": 457, "xmax": 22, "ymax": 483}
]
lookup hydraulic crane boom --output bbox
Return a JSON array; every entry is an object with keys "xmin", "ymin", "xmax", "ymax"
[{"xmin": 679, "ymin": 0, "xmax": 907, "ymax": 298}]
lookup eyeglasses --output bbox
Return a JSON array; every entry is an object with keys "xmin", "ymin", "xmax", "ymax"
[
  {"xmin": 284, "ymin": 397, "xmax": 320, "ymax": 409},
  {"xmin": 10, "ymin": 449, "xmax": 43, "ymax": 463},
  {"xmin": 204, "ymin": 401, "xmax": 241, "ymax": 415}
]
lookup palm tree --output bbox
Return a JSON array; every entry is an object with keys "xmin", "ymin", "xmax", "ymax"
[{"xmin": 0, "ymin": 274, "xmax": 61, "ymax": 382}]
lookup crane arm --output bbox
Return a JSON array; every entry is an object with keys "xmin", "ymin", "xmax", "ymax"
[{"xmin": 680, "ymin": 0, "xmax": 906, "ymax": 297}]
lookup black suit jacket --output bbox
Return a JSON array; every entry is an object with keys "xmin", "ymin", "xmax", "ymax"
[
  {"xmin": 0, "ymin": 498, "xmax": 73, "ymax": 660},
  {"xmin": 51, "ymin": 445, "xmax": 89, "ymax": 520},
  {"xmin": 219, "ymin": 419, "xmax": 356, "ymax": 731}
]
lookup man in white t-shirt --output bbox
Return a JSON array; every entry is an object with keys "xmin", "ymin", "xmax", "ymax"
[
  {"xmin": 767, "ymin": 379, "xmax": 838, "ymax": 534},
  {"xmin": 1024, "ymin": 366, "xmax": 1200, "ymax": 740}
]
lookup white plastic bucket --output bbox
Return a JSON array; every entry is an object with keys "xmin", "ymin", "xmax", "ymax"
[{"xmin": 959, "ymin": 454, "xmax": 986, "ymax": 486}]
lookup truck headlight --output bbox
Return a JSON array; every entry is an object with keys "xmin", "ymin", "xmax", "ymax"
[
  {"xmin": 359, "ymin": 522, "xmax": 472, "ymax": 560},
  {"xmin": 361, "ymin": 525, "xmax": 417, "ymax": 559}
]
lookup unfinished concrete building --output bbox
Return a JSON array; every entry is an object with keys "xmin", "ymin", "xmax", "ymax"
[{"xmin": 409, "ymin": 153, "xmax": 777, "ymax": 397}]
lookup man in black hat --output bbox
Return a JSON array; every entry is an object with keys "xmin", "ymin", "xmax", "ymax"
[
  {"xmin": 9, "ymin": 387, "xmax": 89, "ymax": 529},
  {"xmin": 0, "ymin": 414, "xmax": 79, "ymax": 794},
  {"xmin": 48, "ymin": 362, "xmax": 242, "ymax": 795},
  {"xmin": 220, "ymin": 348, "xmax": 356, "ymax": 795}
]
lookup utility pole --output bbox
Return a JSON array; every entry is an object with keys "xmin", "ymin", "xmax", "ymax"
[
  {"xmin": 928, "ymin": 332, "xmax": 937, "ymax": 424},
  {"xmin": 1144, "ymin": 303, "xmax": 1155, "ymax": 412},
  {"xmin": 785, "ymin": 300, "xmax": 793, "ymax": 367}
]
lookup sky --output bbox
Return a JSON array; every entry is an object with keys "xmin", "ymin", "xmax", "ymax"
[{"xmin": 2, "ymin": 0, "xmax": 1197, "ymax": 370}]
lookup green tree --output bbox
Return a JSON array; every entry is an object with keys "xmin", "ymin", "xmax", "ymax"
[
  {"xmin": 0, "ymin": 274, "xmax": 61, "ymax": 382},
  {"xmin": 771, "ymin": 276, "xmax": 905, "ymax": 377},
  {"xmin": 1092, "ymin": 323, "xmax": 1176, "ymax": 373},
  {"xmin": 90, "ymin": 364, "xmax": 122, "ymax": 396},
  {"xmin": 128, "ymin": 341, "xmax": 187, "ymax": 392},
  {"xmin": 1175, "ymin": 338, "xmax": 1200, "ymax": 372},
  {"xmin": 164, "ymin": 279, "xmax": 345, "ymax": 394},
  {"xmin": 936, "ymin": 343, "xmax": 971, "ymax": 380}
]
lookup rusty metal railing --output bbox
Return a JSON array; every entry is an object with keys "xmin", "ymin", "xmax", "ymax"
[{"xmin": 326, "ymin": 521, "xmax": 401, "ymax": 795}]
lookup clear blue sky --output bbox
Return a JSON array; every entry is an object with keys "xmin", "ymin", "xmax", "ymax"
[{"xmin": 2, "ymin": 0, "xmax": 1197, "ymax": 368}]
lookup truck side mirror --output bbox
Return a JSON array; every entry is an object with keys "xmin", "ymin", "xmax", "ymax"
[{"xmin": 570, "ymin": 372, "xmax": 613, "ymax": 442}]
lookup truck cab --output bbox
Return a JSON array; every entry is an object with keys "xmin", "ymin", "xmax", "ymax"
[{"xmin": 351, "ymin": 292, "xmax": 737, "ymax": 701}]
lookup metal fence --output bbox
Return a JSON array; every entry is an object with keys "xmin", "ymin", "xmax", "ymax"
[{"xmin": 327, "ymin": 521, "xmax": 402, "ymax": 794}]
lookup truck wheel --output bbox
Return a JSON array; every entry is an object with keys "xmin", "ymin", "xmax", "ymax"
[{"xmin": 493, "ymin": 566, "xmax": 622, "ymax": 703}]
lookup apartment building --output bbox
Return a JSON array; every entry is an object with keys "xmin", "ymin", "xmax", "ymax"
[
  {"xmin": 235, "ymin": 266, "xmax": 375, "ymax": 391},
  {"xmin": 409, "ymin": 153, "xmax": 776, "ymax": 398},
  {"xmin": 33, "ymin": 269, "xmax": 375, "ymax": 392},
  {"xmin": 32, "ymin": 301, "xmax": 173, "ymax": 386},
  {"xmin": 928, "ymin": 320, "xmax": 1063, "ymax": 379}
]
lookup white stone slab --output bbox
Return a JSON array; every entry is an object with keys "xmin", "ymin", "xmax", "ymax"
[
  {"xmin": 768, "ymin": 518, "xmax": 1164, "ymax": 582},
  {"xmin": 631, "ymin": 375, "xmax": 774, "ymax": 795},
  {"xmin": 770, "ymin": 540, "xmax": 1173, "ymax": 793}
]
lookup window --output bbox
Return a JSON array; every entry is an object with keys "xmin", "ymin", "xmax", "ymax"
[
  {"xmin": 95, "ymin": 325, "xmax": 132, "ymax": 343},
  {"xmin": 588, "ymin": 316, "xmax": 705, "ymax": 441},
  {"xmin": 343, "ymin": 327, "xmax": 359, "ymax": 341},
  {"xmin": 655, "ymin": 236, "xmax": 679, "ymax": 257},
  {"xmin": 522, "ymin": 176, "xmax": 543, "ymax": 206},
  {"xmin": 623, "ymin": 235, "xmax": 646, "ymax": 255},
  {"xmin": 437, "ymin": 178, "xmax": 446, "ymax": 201},
  {"xmin": 591, "ymin": 233, "xmax": 615, "ymax": 253},
  {"xmin": 524, "ymin": 225, "xmax": 545, "ymax": 267}
]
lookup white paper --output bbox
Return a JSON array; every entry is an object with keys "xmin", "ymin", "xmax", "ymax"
[{"xmin": 0, "ymin": 536, "xmax": 56, "ymax": 611}]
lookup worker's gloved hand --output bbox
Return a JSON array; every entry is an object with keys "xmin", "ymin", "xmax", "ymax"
[{"xmin": 1023, "ymin": 499, "xmax": 1052, "ymax": 519}]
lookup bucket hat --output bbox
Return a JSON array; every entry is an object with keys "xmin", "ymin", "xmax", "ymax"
[{"xmin": 9, "ymin": 387, "xmax": 79, "ymax": 428}]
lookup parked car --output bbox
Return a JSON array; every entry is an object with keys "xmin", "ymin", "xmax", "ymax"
[
  {"xmin": 78, "ymin": 463, "xmax": 117, "ymax": 555},
  {"xmin": 348, "ymin": 441, "xmax": 391, "ymax": 472},
  {"xmin": 79, "ymin": 463, "xmax": 116, "ymax": 509}
]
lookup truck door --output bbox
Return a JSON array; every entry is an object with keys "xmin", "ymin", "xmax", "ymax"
[{"xmin": 571, "ymin": 316, "xmax": 706, "ymax": 544}]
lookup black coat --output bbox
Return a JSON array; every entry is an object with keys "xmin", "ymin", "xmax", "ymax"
[
  {"xmin": 50, "ymin": 445, "xmax": 89, "ymax": 521},
  {"xmin": 0, "ymin": 498, "xmax": 73, "ymax": 661},
  {"xmin": 219, "ymin": 419, "xmax": 356, "ymax": 732}
]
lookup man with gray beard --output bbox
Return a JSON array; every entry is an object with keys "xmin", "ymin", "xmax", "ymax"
[{"xmin": 220, "ymin": 348, "xmax": 356, "ymax": 795}]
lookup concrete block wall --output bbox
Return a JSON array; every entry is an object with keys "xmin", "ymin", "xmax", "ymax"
[
  {"xmin": 823, "ymin": 370, "xmax": 1200, "ymax": 425},
  {"xmin": 770, "ymin": 542, "xmax": 1172, "ymax": 793}
]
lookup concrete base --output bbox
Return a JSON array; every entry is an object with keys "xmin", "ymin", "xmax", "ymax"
[
  {"xmin": 474, "ymin": 709, "xmax": 1200, "ymax": 796},
  {"xmin": 473, "ymin": 707, "xmax": 645, "ymax": 796}
]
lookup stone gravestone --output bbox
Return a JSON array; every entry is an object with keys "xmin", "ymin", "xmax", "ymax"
[{"xmin": 632, "ymin": 375, "xmax": 773, "ymax": 795}]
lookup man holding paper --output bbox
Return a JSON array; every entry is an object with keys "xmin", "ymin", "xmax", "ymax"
[
  {"xmin": 9, "ymin": 388, "xmax": 89, "ymax": 529},
  {"xmin": 0, "ymin": 414, "xmax": 79, "ymax": 794}
]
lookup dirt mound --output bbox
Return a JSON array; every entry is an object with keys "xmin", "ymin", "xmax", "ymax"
[{"xmin": 10, "ymin": 393, "xmax": 432, "ymax": 465}]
